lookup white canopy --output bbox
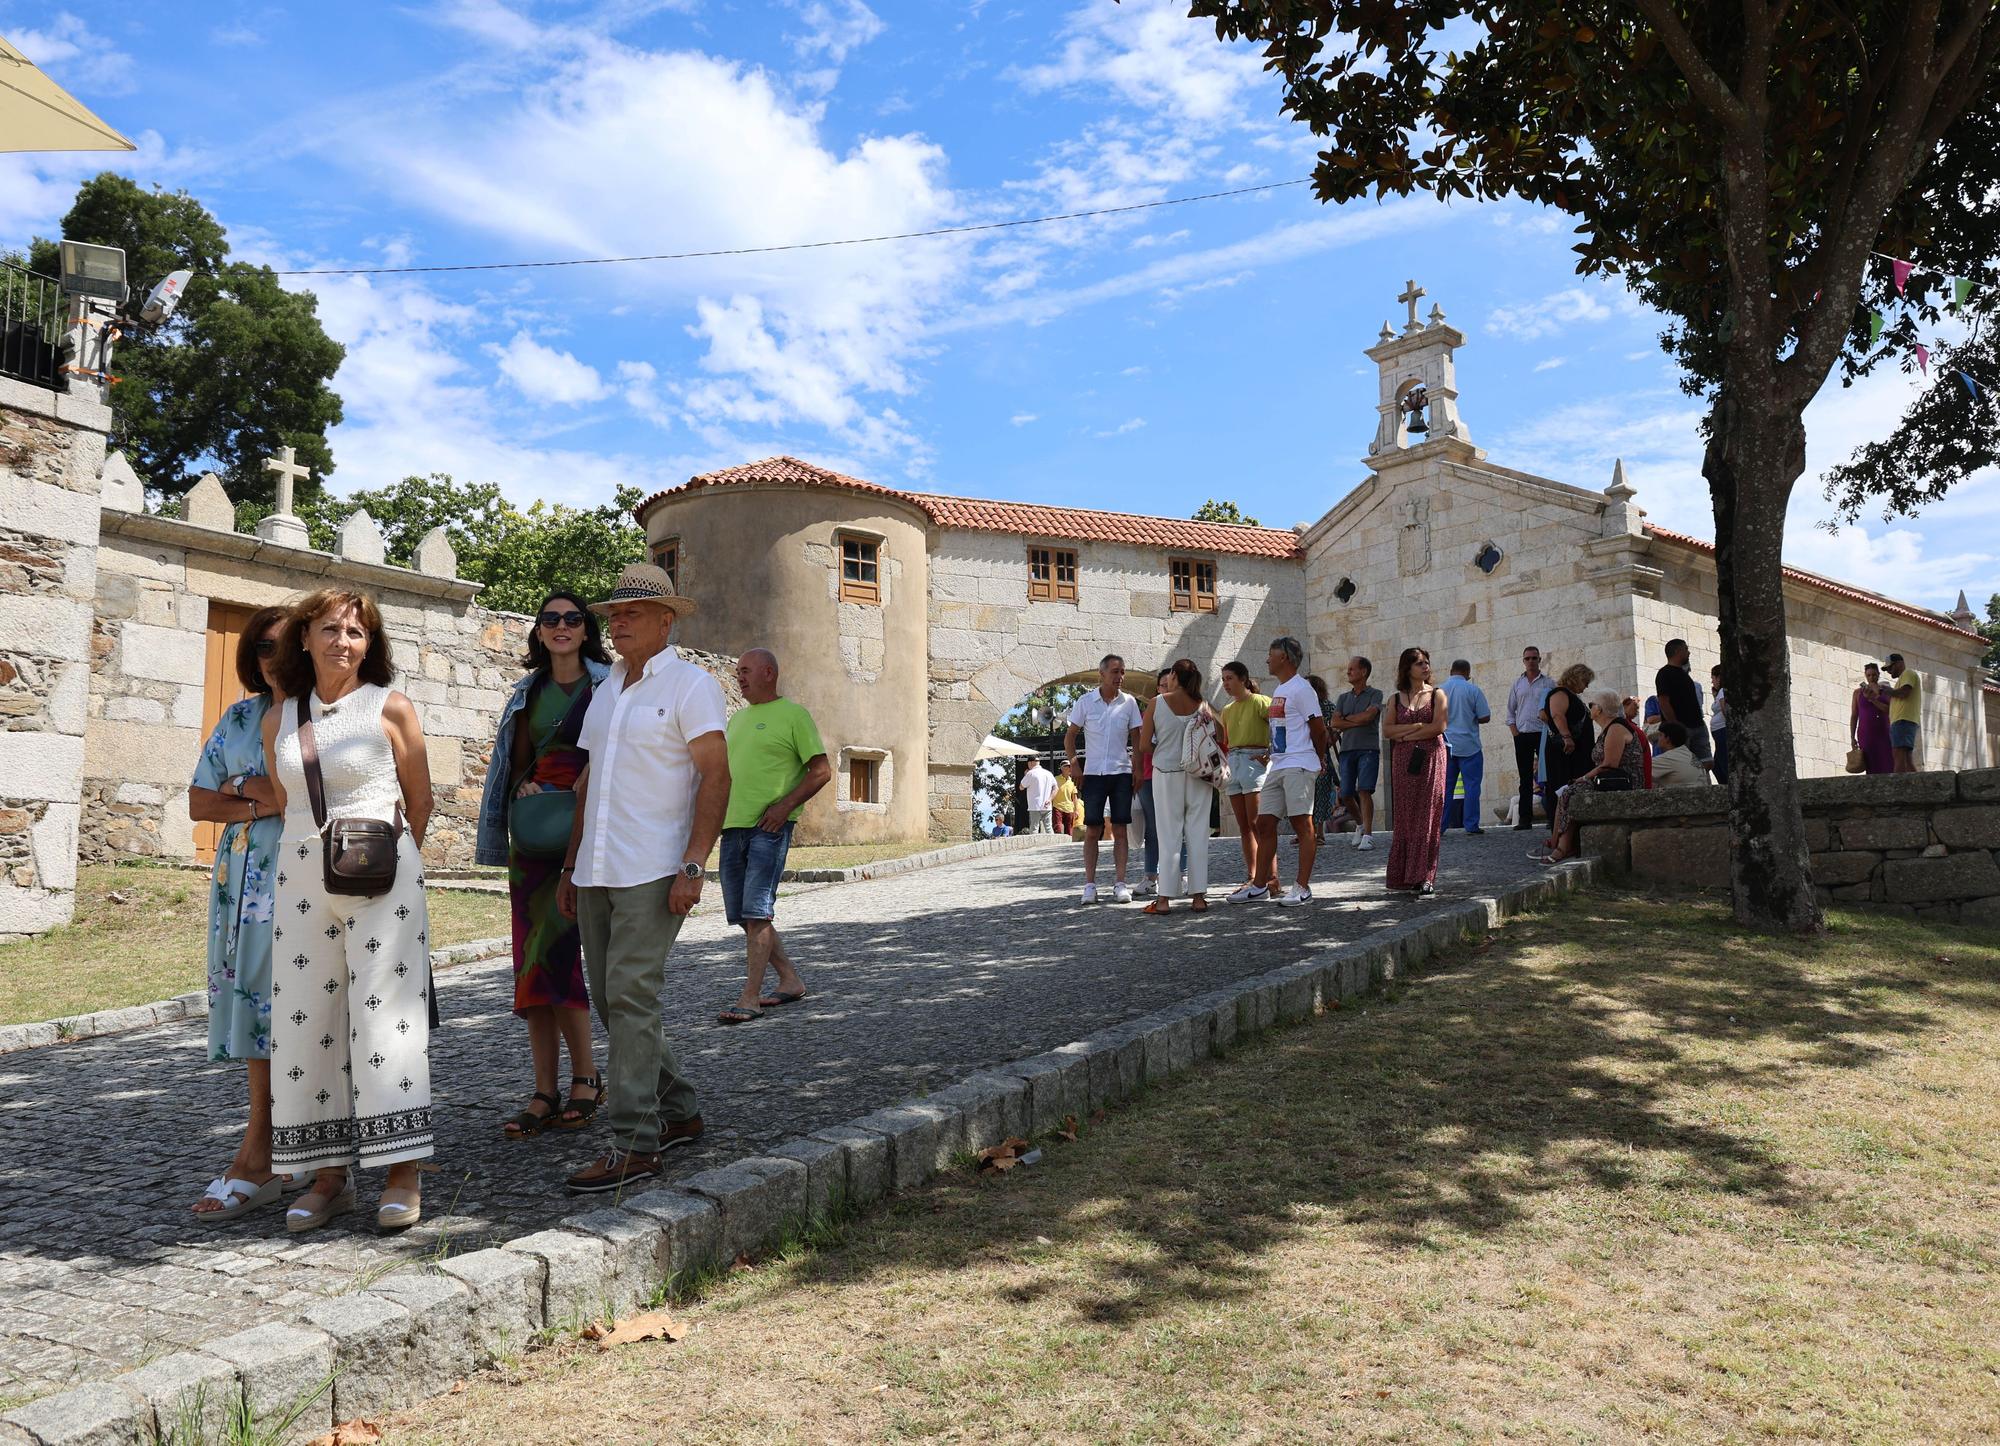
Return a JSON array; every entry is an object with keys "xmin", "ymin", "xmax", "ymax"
[
  {"xmin": 974, "ymin": 735, "xmax": 1038, "ymax": 760},
  {"xmin": 0, "ymin": 34, "xmax": 135, "ymax": 154}
]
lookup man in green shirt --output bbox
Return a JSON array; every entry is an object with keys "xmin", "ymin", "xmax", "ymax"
[{"xmin": 717, "ymin": 649, "xmax": 831, "ymax": 1024}]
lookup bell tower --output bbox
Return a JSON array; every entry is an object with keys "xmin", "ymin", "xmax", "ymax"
[{"xmin": 1364, "ymin": 280, "xmax": 1480, "ymax": 468}]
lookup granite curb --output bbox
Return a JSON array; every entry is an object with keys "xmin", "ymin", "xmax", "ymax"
[
  {"xmin": 1, "ymin": 859, "xmax": 1597, "ymax": 1445},
  {"xmin": 781, "ymin": 831, "xmax": 1065, "ymax": 883}
]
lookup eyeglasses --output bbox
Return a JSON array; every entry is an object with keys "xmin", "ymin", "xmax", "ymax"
[
  {"xmin": 538, "ymin": 610, "xmax": 587, "ymax": 629},
  {"xmin": 254, "ymin": 639, "xmax": 278, "ymax": 658}
]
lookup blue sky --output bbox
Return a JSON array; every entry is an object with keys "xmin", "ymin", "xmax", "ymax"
[{"xmin": 7, "ymin": 0, "xmax": 1995, "ymax": 610}]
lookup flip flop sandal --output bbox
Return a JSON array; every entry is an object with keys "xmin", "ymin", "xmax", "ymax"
[
  {"xmin": 756, "ymin": 990, "xmax": 807, "ymax": 1008},
  {"xmin": 285, "ymin": 1179, "xmax": 356, "ymax": 1235},
  {"xmin": 504, "ymin": 1091, "xmax": 564, "ymax": 1139},
  {"xmin": 1143, "ymin": 899, "xmax": 1172, "ymax": 916},
  {"xmin": 717, "ymin": 1005, "xmax": 763, "ymax": 1025},
  {"xmin": 557, "ymin": 1075, "xmax": 604, "ymax": 1130},
  {"xmin": 194, "ymin": 1175, "xmax": 283, "ymax": 1222}
]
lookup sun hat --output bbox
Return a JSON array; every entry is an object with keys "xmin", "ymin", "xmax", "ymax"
[{"xmin": 588, "ymin": 562, "xmax": 699, "ymax": 617}]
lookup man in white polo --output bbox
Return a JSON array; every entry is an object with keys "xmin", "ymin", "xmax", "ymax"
[
  {"xmin": 1257, "ymin": 636, "xmax": 1329, "ymax": 907},
  {"xmin": 1063, "ymin": 654, "xmax": 1142, "ymax": 905},
  {"xmin": 557, "ymin": 563, "xmax": 730, "ymax": 1195},
  {"xmin": 1019, "ymin": 757, "xmax": 1057, "ymax": 834}
]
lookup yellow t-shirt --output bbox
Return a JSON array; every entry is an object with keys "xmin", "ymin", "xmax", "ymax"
[
  {"xmin": 1222, "ymin": 693, "xmax": 1272, "ymax": 749},
  {"xmin": 1052, "ymin": 777, "xmax": 1079, "ymax": 812},
  {"xmin": 1889, "ymin": 669, "xmax": 1923, "ymax": 725}
]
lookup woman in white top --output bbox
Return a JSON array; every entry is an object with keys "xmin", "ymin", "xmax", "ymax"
[
  {"xmin": 260, "ymin": 589, "xmax": 437, "ymax": 1234},
  {"xmin": 1137, "ymin": 658, "xmax": 1223, "ymax": 915}
]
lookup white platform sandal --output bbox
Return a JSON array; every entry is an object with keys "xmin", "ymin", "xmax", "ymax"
[{"xmin": 194, "ymin": 1175, "xmax": 283, "ymax": 1222}]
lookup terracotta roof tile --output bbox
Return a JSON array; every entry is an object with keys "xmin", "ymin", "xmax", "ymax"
[
  {"xmin": 1642, "ymin": 523, "xmax": 1984, "ymax": 643},
  {"xmin": 635, "ymin": 456, "xmax": 1302, "ymax": 559}
]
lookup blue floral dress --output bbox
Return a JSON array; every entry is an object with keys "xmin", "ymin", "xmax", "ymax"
[{"xmin": 192, "ymin": 695, "xmax": 281, "ymax": 1062}]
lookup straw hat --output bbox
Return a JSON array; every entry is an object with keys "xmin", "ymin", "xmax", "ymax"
[{"xmin": 588, "ymin": 563, "xmax": 699, "ymax": 617}]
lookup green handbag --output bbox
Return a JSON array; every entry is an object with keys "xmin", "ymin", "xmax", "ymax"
[{"xmin": 507, "ymin": 679, "xmax": 590, "ymax": 859}]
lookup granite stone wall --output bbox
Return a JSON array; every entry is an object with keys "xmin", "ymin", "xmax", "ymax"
[{"xmin": 1571, "ymin": 769, "xmax": 2000, "ymax": 924}]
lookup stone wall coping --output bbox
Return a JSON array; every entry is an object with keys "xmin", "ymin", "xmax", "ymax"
[
  {"xmin": 1, "ymin": 856, "xmax": 1599, "ymax": 1443},
  {"xmin": 783, "ymin": 831, "xmax": 1064, "ymax": 883},
  {"xmin": 1570, "ymin": 767, "xmax": 1995, "ymax": 826},
  {"xmin": 100, "ymin": 510, "xmax": 482, "ymax": 604}
]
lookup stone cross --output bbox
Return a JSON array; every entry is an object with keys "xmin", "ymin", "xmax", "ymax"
[
  {"xmin": 263, "ymin": 445, "xmax": 309, "ymax": 516},
  {"xmin": 1399, "ymin": 279, "xmax": 1427, "ymax": 333}
]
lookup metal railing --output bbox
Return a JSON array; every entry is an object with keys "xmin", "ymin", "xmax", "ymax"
[{"xmin": 0, "ymin": 259, "xmax": 63, "ymax": 389}]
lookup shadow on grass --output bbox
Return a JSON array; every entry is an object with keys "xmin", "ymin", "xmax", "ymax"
[{"xmin": 757, "ymin": 889, "xmax": 2000, "ymax": 1328}]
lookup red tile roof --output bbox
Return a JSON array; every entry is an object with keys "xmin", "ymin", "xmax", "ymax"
[
  {"xmin": 1642, "ymin": 523, "xmax": 1985, "ymax": 643},
  {"xmin": 636, "ymin": 456, "xmax": 1303, "ymax": 559}
]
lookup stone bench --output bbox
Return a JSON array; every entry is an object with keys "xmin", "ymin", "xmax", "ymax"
[{"xmin": 1570, "ymin": 767, "xmax": 2000, "ymax": 922}]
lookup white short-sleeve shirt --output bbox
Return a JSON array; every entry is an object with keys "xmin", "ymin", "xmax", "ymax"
[
  {"xmin": 1266, "ymin": 674, "xmax": 1323, "ymax": 775},
  {"xmin": 1066, "ymin": 688, "xmax": 1142, "ymax": 776},
  {"xmin": 572, "ymin": 646, "xmax": 729, "ymax": 889},
  {"xmin": 1022, "ymin": 766, "xmax": 1057, "ymax": 810}
]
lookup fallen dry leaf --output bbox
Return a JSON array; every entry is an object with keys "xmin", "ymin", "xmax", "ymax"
[
  {"xmin": 1054, "ymin": 1114, "xmax": 1080, "ymax": 1143},
  {"xmin": 731, "ymin": 1252, "xmax": 755, "ymax": 1271},
  {"xmin": 1089, "ymin": 1108, "xmax": 1106, "ymax": 1126},
  {"xmin": 582, "ymin": 1310, "xmax": 688, "ymax": 1348},
  {"xmin": 448, "ymin": 1382, "xmax": 466, "ymax": 1395},
  {"xmin": 305, "ymin": 1422, "xmax": 382, "ymax": 1446},
  {"xmin": 978, "ymin": 1136, "xmax": 1036, "ymax": 1175}
]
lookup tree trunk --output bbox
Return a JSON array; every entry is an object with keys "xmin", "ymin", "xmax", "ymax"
[{"xmin": 1705, "ymin": 395, "xmax": 1826, "ymax": 934}]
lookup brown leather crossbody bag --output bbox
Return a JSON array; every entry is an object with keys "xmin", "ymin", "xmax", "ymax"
[{"xmin": 296, "ymin": 694, "xmax": 403, "ymax": 897}]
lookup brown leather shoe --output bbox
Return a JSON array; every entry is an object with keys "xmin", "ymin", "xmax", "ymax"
[
  {"xmin": 660, "ymin": 1115, "xmax": 705, "ymax": 1150},
  {"xmin": 565, "ymin": 1151, "xmax": 662, "ymax": 1195}
]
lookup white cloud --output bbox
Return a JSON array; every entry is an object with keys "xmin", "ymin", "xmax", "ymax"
[
  {"xmin": 1010, "ymin": 413, "xmax": 1038, "ymax": 426},
  {"xmin": 789, "ymin": 0, "xmax": 885, "ymax": 64},
  {"xmin": 616, "ymin": 360, "xmax": 672, "ymax": 428},
  {"xmin": 209, "ymin": 23, "xmax": 264, "ymax": 46},
  {"xmin": 489, "ymin": 331, "xmax": 608, "ymax": 405},
  {"xmin": 1486, "ymin": 287, "xmax": 1614, "ymax": 341},
  {"xmin": 1095, "ymin": 417, "xmax": 1146, "ymax": 437},
  {"xmin": 1012, "ymin": 0, "xmax": 1266, "ymax": 124},
  {"xmin": 10, "ymin": 13, "xmax": 135, "ymax": 94},
  {"xmin": 1533, "ymin": 357, "xmax": 1566, "ymax": 373},
  {"xmin": 1120, "ymin": 365, "xmax": 1148, "ymax": 377}
]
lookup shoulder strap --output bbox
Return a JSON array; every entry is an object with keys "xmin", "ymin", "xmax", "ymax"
[
  {"xmin": 525, "ymin": 674, "xmax": 593, "ymax": 770},
  {"xmin": 296, "ymin": 693, "xmax": 328, "ymax": 831}
]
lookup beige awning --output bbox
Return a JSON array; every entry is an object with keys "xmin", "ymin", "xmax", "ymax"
[
  {"xmin": 0, "ymin": 33, "xmax": 135, "ymax": 154},
  {"xmin": 975, "ymin": 735, "xmax": 1039, "ymax": 760}
]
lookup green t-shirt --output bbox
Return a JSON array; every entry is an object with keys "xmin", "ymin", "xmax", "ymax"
[
  {"xmin": 1221, "ymin": 693, "xmax": 1271, "ymax": 749},
  {"xmin": 724, "ymin": 698, "xmax": 828, "ymax": 830},
  {"xmin": 1889, "ymin": 669, "xmax": 1923, "ymax": 725}
]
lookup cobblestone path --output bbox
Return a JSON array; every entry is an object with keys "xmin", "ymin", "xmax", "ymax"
[{"xmin": 0, "ymin": 830, "xmax": 1545, "ymax": 1398}]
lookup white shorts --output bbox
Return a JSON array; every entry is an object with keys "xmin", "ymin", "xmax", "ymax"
[{"xmin": 1259, "ymin": 767, "xmax": 1316, "ymax": 818}]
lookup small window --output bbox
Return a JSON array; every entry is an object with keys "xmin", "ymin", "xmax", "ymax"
[
  {"xmin": 849, "ymin": 756, "xmax": 879, "ymax": 804},
  {"xmin": 1028, "ymin": 546, "xmax": 1079, "ymax": 603},
  {"xmin": 652, "ymin": 538, "xmax": 680, "ymax": 592},
  {"xmin": 1169, "ymin": 557, "xmax": 1217, "ymax": 613},
  {"xmin": 839, "ymin": 534, "xmax": 880, "ymax": 605}
]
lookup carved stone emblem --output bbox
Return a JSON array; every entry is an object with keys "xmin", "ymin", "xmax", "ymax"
[{"xmin": 1398, "ymin": 495, "xmax": 1431, "ymax": 577}]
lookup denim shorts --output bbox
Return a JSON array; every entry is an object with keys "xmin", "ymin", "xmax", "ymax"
[
  {"xmin": 1224, "ymin": 749, "xmax": 1268, "ymax": 796},
  {"xmin": 1889, "ymin": 720, "xmax": 1920, "ymax": 750},
  {"xmin": 1337, "ymin": 748, "xmax": 1380, "ymax": 797},
  {"xmin": 719, "ymin": 822, "xmax": 793, "ymax": 926},
  {"xmin": 1081, "ymin": 773, "xmax": 1134, "ymax": 828}
]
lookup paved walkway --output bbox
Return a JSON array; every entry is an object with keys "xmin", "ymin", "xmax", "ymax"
[{"xmin": 0, "ymin": 829, "xmax": 1547, "ymax": 1399}]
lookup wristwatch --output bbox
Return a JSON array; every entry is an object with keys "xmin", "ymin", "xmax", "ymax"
[{"xmin": 679, "ymin": 861, "xmax": 706, "ymax": 881}]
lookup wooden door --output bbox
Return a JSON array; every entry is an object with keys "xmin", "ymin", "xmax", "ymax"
[{"xmin": 194, "ymin": 602, "xmax": 258, "ymax": 864}]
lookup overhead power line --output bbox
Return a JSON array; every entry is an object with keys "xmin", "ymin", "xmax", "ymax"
[{"xmin": 272, "ymin": 177, "xmax": 1313, "ymax": 277}]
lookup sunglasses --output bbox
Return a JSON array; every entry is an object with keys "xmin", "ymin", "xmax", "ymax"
[
  {"xmin": 254, "ymin": 639, "xmax": 278, "ymax": 658},
  {"xmin": 538, "ymin": 610, "xmax": 587, "ymax": 629}
]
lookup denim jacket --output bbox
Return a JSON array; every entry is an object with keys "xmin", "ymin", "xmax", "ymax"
[{"xmin": 475, "ymin": 658, "xmax": 612, "ymax": 867}]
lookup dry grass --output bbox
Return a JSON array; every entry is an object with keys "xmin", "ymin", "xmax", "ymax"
[
  {"xmin": 388, "ymin": 890, "xmax": 2000, "ymax": 1444},
  {"xmin": 0, "ymin": 863, "xmax": 510, "ymax": 1025}
]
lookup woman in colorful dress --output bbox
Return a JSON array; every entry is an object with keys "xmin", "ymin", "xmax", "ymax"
[
  {"xmin": 476, "ymin": 591, "xmax": 612, "ymax": 1138},
  {"xmin": 1382, "ymin": 646, "xmax": 1451, "ymax": 897},
  {"xmin": 1541, "ymin": 692, "xmax": 1646, "ymax": 864},
  {"xmin": 188, "ymin": 605, "xmax": 302, "ymax": 1220},
  {"xmin": 1852, "ymin": 662, "xmax": 1894, "ymax": 775}
]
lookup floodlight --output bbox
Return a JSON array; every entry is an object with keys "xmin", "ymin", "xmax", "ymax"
[{"xmin": 58, "ymin": 241, "xmax": 127, "ymax": 304}]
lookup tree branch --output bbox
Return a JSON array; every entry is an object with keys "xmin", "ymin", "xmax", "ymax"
[{"xmin": 1630, "ymin": 0, "xmax": 1754, "ymax": 129}]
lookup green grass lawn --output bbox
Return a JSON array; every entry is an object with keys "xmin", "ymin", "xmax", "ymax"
[
  {"xmin": 391, "ymin": 890, "xmax": 2000, "ymax": 1444},
  {"xmin": 0, "ymin": 863, "xmax": 510, "ymax": 1026}
]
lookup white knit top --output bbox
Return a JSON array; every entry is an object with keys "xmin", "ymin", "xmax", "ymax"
[{"xmin": 274, "ymin": 682, "xmax": 404, "ymax": 832}]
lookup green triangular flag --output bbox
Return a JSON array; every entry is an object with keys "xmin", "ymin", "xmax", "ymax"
[
  {"xmin": 1953, "ymin": 276, "xmax": 1974, "ymax": 309},
  {"xmin": 1868, "ymin": 310, "xmax": 1885, "ymax": 345}
]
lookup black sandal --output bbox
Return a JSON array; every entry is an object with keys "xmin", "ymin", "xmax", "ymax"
[
  {"xmin": 558, "ymin": 1075, "xmax": 604, "ymax": 1131},
  {"xmin": 504, "ymin": 1091, "xmax": 562, "ymax": 1139}
]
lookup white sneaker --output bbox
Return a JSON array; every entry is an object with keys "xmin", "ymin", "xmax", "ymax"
[
  {"xmin": 1080, "ymin": 882, "xmax": 1098, "ymax": 905},
  {"xmin": 1356, "ymin": 834, "xmax": 1374, "ymax": 851},
  {"xmin": 1277, "ymin": 884, "xmax": 1313, "ymax": 907},
  {"xmin": 1111, "ymin": 881, "xmax": 1133, "ymax": 904},
  {"xmin": 1225, "ymin": 884, "xmax": 1268, "ymax": 903},
  {"xmin": 1350, "ymin": 830, "xmax": 1364, "ymax": 848}
]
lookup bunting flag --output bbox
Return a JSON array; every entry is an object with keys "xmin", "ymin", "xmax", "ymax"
[
  {"xmin": 1952, "ymin": 276, "xmax": 1975, "ymax": 309},
  {"xmin": 1915, "ymin": 342, "xmax": 1930, "ymax": 374},
  {"xmin": 1960, "ymin": 370, "xmax": 1981, "ymax": 401},
  {"xmin": 1868, "ymin": 310, "xmax": 1886, "ymax": 345},
  {"xmin": 1892, "ymin": 258, "xmax": 1915, "ymax": 295}
]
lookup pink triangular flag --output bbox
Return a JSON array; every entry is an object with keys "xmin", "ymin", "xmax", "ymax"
[
  {"xmin": 1915, "ymin": 343, "xmax": 1930, "ymax": 374},
  {"xmin": 1892, "ymin": 258, "xmax": 1915, "ymax": 295}
]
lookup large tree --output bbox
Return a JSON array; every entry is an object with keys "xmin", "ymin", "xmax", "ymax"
[
  {"xmin": 1185, "ymin": 0, "xmax": 2000, "ymax": 931},
  {"xmin": 28, "ymin": 173, "xmax": 344, "ymax": 506}
]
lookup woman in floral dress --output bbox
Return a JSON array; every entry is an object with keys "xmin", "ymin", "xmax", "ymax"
[{"xmin": 188, "ymin": 606, "xmax": 299, "ymax": 1220}]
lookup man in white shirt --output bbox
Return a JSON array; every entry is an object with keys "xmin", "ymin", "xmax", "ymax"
[
  {"xmin": 557, "ymin": 563, "xmax": 730, "ymax": 1196},
  {"xmin": 1505, "ymin": 646, "xmax": 1553, "ymax": 831},
  {"xmin": 1063, "ymin": 654, "xmax": 1143, "ymax": 904},
  {"xmin": 1257, "ymin": 636, "xmax": 1330, "ymax": 907},
  {"xmin": 1018, "ymin": 757, "xmax": 1057, "ymax": 834}
]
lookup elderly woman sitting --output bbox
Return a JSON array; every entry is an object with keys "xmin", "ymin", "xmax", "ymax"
[{"xmin": 1539, "ymin": 690, "xmax": 1646, "ymax": 865}]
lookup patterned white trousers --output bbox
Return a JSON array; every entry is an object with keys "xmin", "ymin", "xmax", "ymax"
[{"xmin": 269, "ymin": 829, "xmax": 435, "ymax": 1173}]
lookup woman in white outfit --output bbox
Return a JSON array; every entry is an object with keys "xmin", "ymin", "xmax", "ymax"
[
  {"xmin": 1138, "ymin": 659, "xmax": 1222, "ymax": 915},
  {"xmin": 260, "ymin": 589, "xmax": 437, "ymax": 1234}
]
